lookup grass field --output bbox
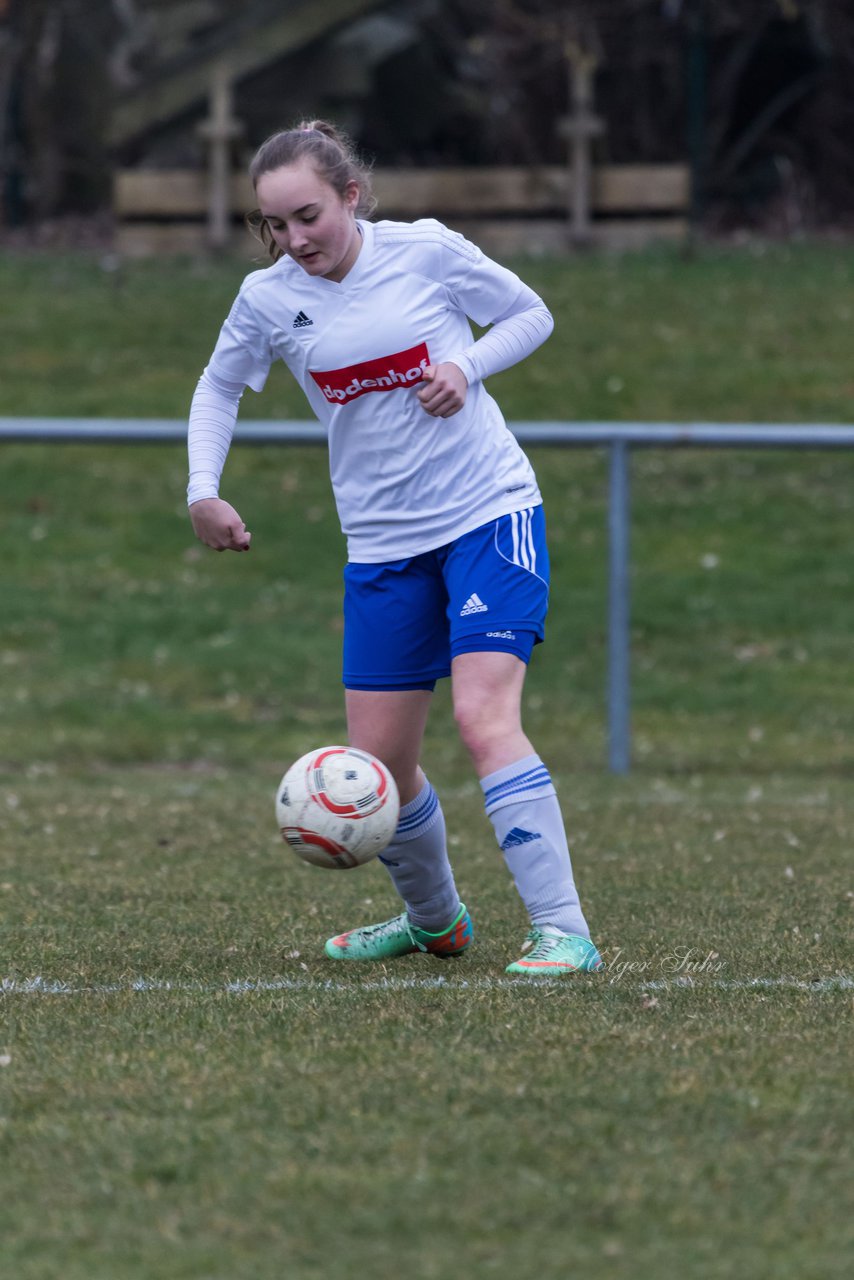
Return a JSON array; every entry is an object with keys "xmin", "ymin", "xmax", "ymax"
[{"xmin": 1, "ymin": 242, "xmax": 853, "ymax": 1279}]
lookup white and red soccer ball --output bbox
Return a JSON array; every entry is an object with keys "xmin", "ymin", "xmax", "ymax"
[{"xmin": 275, "ymin": 746, "xmax": 400, "ymax": 869}]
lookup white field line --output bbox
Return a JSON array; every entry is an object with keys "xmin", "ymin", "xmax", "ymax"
[{"xmin": 1, "ymin": 973, "xmax": 851, "ymax": 997}]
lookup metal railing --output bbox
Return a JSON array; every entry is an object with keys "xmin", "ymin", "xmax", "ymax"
[{"xmin": 4, "ymin": 417, "xmax": 853, "ymax": 773}]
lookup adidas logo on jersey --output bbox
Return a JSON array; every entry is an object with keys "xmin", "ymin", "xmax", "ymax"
[
  {"xmin": 460, "ymin": 593, "xmax": 488, "ymax": 616},
  {"xmin": 293, "ymin": 311, "xmax": 314, "ymax": 328},
  {"xmin": 500, "ymin": 827, "xmax": 542, "ymax": 850}
]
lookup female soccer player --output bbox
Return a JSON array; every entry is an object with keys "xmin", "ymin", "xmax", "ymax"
[{"xmin": 187, "ymin": 120, "xmax": 602, "ymax": 976}]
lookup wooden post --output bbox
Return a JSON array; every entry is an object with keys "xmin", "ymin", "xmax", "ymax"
[
  {"xmin": 196, "ymin": 64, "xmax": 243, "ymax": 249},
  {"xmin": 558, "ymin": 44, "xmax": 605, "ymax": 245}
]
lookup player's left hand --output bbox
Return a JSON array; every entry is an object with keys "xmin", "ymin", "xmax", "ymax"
[{"xmin": 416, "ymin": 362, "xmax": 468, "ymax": 418}]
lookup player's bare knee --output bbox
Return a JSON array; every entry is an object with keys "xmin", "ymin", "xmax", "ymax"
[{"xmin": 454, "ymin": 696, "xmax": 502, "ymax": 762}]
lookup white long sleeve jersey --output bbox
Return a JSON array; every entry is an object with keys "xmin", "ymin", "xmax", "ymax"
[{"xmin": 188, "ymin": 218, "xmax": 553, "ymax": 562}]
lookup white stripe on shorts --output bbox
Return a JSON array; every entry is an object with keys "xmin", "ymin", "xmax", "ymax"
[{"xmin": 510, "ymin": 508, "xmax": 536, "ymax": 573}]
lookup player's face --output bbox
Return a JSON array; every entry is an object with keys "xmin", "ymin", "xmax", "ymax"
[{"xmin": 256, "ymin": 161, "xmax": 361, "ymax": 282}]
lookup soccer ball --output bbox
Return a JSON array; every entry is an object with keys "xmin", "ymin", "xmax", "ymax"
[{"xmin": 275, "ymin": 745, "xmax": 400, "ymax": 870}]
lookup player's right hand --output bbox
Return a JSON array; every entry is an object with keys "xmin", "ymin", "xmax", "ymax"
[{"xmin": 189, "ymin": 497, "xmax": 252, "ymax": 552}]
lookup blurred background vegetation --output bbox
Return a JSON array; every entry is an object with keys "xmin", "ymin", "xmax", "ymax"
[{"xmin": 1, "ymin": 0, "xmax": 851, "ymax": 242}]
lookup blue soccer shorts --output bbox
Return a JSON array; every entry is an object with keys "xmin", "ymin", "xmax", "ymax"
[{"xmin": 343, "ymin": 505, "xmax": 550, "ymax": 691}]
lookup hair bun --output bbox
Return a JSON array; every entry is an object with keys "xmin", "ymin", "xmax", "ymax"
[{"xmin": 299, "ymin": 120, "xmax": 337, "ymax": 140}]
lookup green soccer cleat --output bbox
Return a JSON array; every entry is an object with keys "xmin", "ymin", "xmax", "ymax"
[
  {"xmin": 506, "ymin": 926, "xmax": 603, "ymax": 976},
  {"xmin": 324, "ymin": 903, "xmax": 473, "ymax": 962}
]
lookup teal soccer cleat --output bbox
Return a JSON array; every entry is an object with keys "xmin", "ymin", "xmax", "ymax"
[
  {"xmin": 506, "ymin": 926, "xmax": 603, "ymax": 976},
  {"xmin": 325, "ymin": 903, "xmax": 473, "ymax": 962}
]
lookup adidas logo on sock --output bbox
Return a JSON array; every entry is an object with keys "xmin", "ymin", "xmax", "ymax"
[
  {"xmin": 293, "ymin": 310, "xmax": 314, "ymax": 328},
  {"xmin": 500, "ymin": 827, "xmax": 542, "ymax": 850},
  {"xmin": 460, "ymin": 592, "xmax": 488, "ymax": 616}
]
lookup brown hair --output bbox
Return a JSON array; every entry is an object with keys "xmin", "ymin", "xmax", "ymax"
[{"xmin": 246, "ymin": 120, "xmax": 376, "ymax": 261}]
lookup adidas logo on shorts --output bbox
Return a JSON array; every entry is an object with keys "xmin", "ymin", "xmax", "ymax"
[{"xmin": 460, "ymin": 593, "xmax": 488, "ymax": 616}]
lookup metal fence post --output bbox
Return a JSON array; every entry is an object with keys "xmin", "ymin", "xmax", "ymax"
[{"xmin": 607, "ymin": 440, "xmax": 631, "ymax": 773}]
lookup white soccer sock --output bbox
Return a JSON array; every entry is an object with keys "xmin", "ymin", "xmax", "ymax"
[
  {"xmin": 378, "ymin": 780, "xmax": 461, "ymax": 932},
  {"xmin": 481, "ymin": 754, "xmax": 590, "ymax": 938}
]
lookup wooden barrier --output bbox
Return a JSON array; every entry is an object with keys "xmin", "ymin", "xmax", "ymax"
[{"xmin": 113, "ymin": 164, "xmax": 690, "ymax": 257}]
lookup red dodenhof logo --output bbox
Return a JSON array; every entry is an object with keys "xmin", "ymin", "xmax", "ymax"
[{"xmin": 310, "ymin": 341, "xmax": 430, "ymax": 404}]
